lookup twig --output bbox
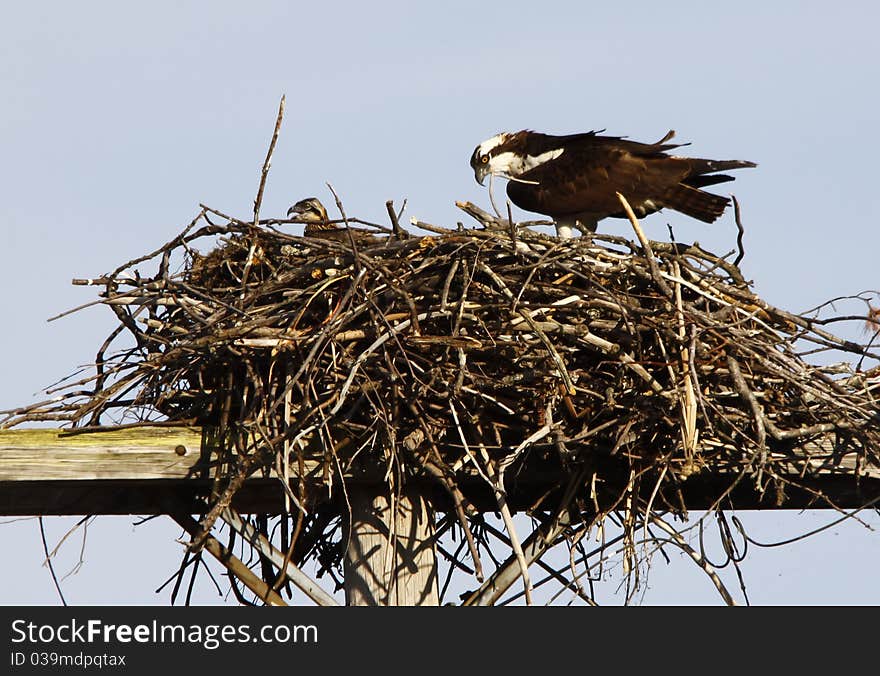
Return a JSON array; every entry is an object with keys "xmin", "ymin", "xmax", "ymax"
[
  {"xmin": 39, "ymin": 517, "xmax": 67, "ymax": 606},
  {"xmin": 649, "ymin": 515, "xmax": 737, "ymax": 606},
  {"xmin": 726, "ymin": 353, "xmax": 769, "ymax": 455},
  {"xmin": 385, "ymin": 200, "xmax": 409, "ymax": 240},
  {"xmin": 492, "ymin": 481, "xmax": 533, "ymax": 604},
  {"xmin": 170, "ymin": 509, "xmax": 287, "ymax": 606},
  {"xmin": 488, "ymin": 174, "xmax": 503, "ymax": 218},
  {"xmin": 732, "ymin": 195, "xmax": 745, "ymax": 267},
  {"xmin": 219, "ymin": 507, "xmax": 339, "ymax": 606},
  {"xmin": 253, "ymin": 95, "xmax": 285, "ymax": 227},
  {"xmin": 325, "ymin": 182, "xmax": 362, "ymax": 269},
  {"xmin": 616, "ymin": 192, "xmax": 674, "ymax": 298}
]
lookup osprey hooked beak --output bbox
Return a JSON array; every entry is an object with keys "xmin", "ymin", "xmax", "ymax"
[
  {"xmin": 474, "ymin": 162, "xmax": 490, "ymax": 186},
  {"xmin": 470, "ymin": 135, "xmax": 510, "ymax": 186}
]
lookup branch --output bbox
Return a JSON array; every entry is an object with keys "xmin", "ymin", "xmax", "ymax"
[
  {"xmin": 253, "ymin": 95, "xmax": 285, "ymax": 226},
  {"xmin": 616, "ymin": 192, "xmax": 674, "ymax": 298},
  {"xmin": 649, "ymin": 515, "xmax": 737, "ymax": 606},
  {"xmin": 732, "ymin": 194, "xmax": 746, "ymax": 267},
  {"xmin": 219, "ymin": 507, "xmax": 339, "ymax": 606},
  {"xmin": 170, "ymin": 510, "xmax": 288, "ymax": 606}
]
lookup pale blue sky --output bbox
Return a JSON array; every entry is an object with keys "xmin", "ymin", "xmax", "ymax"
[{"xmin": 2, "ymin": 1, "xmax": 878, "ymax": 604}]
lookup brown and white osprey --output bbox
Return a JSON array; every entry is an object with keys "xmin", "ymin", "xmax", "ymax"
[
  {"xmin": 469, "ymin": 129, "xmax": 756, "ymax": 238},
  {"xmin": 287, "ymin": 197, "xmax": 333, "ymax": 234},
  {"xmin": 287, "ymin": 197, "xmax": 381, "ymax": 245}
]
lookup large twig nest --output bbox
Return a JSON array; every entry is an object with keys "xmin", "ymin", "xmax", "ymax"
[{"xmin": 4, "ymin": 201, "xmax": 880, "ymax": 589}]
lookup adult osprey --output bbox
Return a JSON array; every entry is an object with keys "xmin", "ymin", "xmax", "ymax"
[{"xmin": 469, "ymin": 130, "xmax": 756, "ymax": 238}]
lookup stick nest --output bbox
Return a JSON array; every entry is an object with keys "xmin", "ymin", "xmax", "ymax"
[{"xmin": 6, "ymin": 200, "xmax": 880, "ymax": 603}]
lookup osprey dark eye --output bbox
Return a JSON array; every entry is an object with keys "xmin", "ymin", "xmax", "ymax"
[{"xmin": 481, "ymin": 156, "xmax": 489, "ymax": 164}]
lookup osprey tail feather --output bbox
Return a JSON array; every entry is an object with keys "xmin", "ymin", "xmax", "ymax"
[
  {"xmin": 663, "ymin": 184, "xmax": 730, "ymax": 223},
  {"xmin": 687, "ymin": 158, "xmax": 757, "ymax": 175}
]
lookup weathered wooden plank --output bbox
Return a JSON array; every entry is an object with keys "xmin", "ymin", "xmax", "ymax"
[
  {"xmin": 4, "ymin": 427, "xmax": 879, "ymax": 482},
  {"xmin": 0, "ymin": 427, "xmax": 205, "ymax": 480},
  {"xmin": 1, "ymin": 426, "xmax": 879, "ymax": 516},
  {"xmin": 0, "ymin": 478, "xmax": 304, "ymax": 516}
]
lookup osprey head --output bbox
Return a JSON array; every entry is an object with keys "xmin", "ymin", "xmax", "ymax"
[
  {"xmin": 470, "ymin": 131, "xmax": 563, "ymax": 186},
  {"xmin": 469, "ymin": 132, "xmax": 514, "ymax": 185},
  {"xmin": 287, "ymin": 197, "xmax": 329, "ymax": 224}
]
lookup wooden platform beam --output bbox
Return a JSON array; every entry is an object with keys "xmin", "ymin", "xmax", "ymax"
[
  {"xmin": 2, "ymin": 426, "xmax": 879, "ymax": 516},
  {"xmin": 2, "ymin": 425, "xmax": 879, "ymax": 606}
]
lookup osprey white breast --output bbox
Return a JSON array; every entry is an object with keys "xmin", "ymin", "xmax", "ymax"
[{"xmin": 487, "ymin": 148, "xmax": 565, "ymax": 179}]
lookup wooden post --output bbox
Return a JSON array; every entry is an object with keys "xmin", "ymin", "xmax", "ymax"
[{"xmin": 343, "ymin": 487, "xmax": 439, "ymax": 606}]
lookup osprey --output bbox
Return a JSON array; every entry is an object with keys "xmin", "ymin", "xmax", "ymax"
[
  {"xmin": 469, "ymin": 129, "xmax": 756, "ymax": 238},
  {"xmin": 287, "ymin": 197, "xmax": 380, "ymax": 244},
  {"xmin": 288, "ymin": 197, "xmax": 333, "ymax": 234}
]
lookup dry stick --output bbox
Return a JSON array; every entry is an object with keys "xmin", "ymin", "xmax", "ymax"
[
  {"xmin": 448, "ymin": 402, "xmax": 492, "ymax": 484},
  {"xmin": 325, "ymin": 183, "xmax": 361, "ymax": 260},
  {"xmin": 616, "ymin": 192, "xmax": 674, "ymax": 298},
  {"xmin": 732, "ymin": 195, "xmax": 746, "ymax": 267},
  {"xmin": 455, "ymin": 200, "xmax": 508, "ymax": 229},
  {"xmin": 219, "ymin": 507, "xmax": 339, "ymax": 606},
  {"xmin": 188, "ymin": 448, "xmax": 268, "ymax": 552},
  {"xmin": 488, "ymin": 463, "xmax": 533, "ymax": 605},
  {"xmin": 385, "ymin": 200, "xmax": 409, "ymax": 240},
  {"xmin": 488, "ymin": 174, "xmax": 503, "ymax": 218},
  {"xmin": 440, "ymin": 258, "xmax": 460, "ymax": 312},
  {"xmin": 450, "ymin": 406, "xmax": 535, "ymax": 602},
  {"xmin": 404, "ymin": 404, "xmax": 485, "ymax": 582},
  {"xmin": 726, "ymin": 353, "xmax": 769, "ymax": 481},
  {"xmin": 674, "ymin": 260, "xmax": 698, "ymax": 461},
  {"xmin": 241, "ymin": 95, "xmax": 286, "ymax": 294},
  {"xmin": 170, "ymin": 510, "xmax": 287, "ymax": 606},
  {"xmin": 506, "ymin": 200, "xmax": 518, "ymax": 251},
  {"xmin": 621, "ymin": 469, "xmax": 637, "ymax": 591},
  {"xmin": 725, "ymin": 355, "xmax": 768, "ymax": 447},
  {"xmin": 642, "ymin": 464, "xmax": 670, "ymax": 552},
  {"xmin": 465, "ymin": 507, "xmax": 572, "ymax": 606},
  {"xmin": 478, "ymin": 519, "xmax": 596, "ymax": 605},
  {"xmin": 464, "ymin": 472, "xmax": 582, "ymax": 606},
  {"xmin": 281, "ymin": 364, "xmax": 294, "ymax": 515},
  {"xmin": 477, "ymin": 260, "xmax": 576, "ymax": 395},
  {"xmin": 648, "ymin": 514, "xmax": 737, "ymax": 606},
  {"xmin": 409, "ymin": 217, "xmax": 458, "ymax": 236},
  {"xmin": 38, "ymin": 517, "xmax": 67, "ymax": 606},
  {"xmin": 199, "ymin": 203, "xmax": 246, "ymax": 227},
  {"xmin": 48, "ymin": 295, "xmax": 132, "ymax": 322},
  {"xmin": 253, "ymin": 95, "xmax": 285, "ymax": 227}
]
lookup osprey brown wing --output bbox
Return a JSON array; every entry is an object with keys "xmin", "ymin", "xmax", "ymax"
[{"xmin": 506, "ymin": 142, "xmax": 692, "ymax": 219}]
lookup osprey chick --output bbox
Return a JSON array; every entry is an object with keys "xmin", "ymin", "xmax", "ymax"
[
  {"xmin": 470, "ymin": 129, "xmax": 756, "ymax": 238},
  {"xmin": 288, "ymin": 197, "xmax": 332, "ymax": 234},
  {"xmin": 287, "ymin": 197, "xmax": 380, "ymax": 245}
]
